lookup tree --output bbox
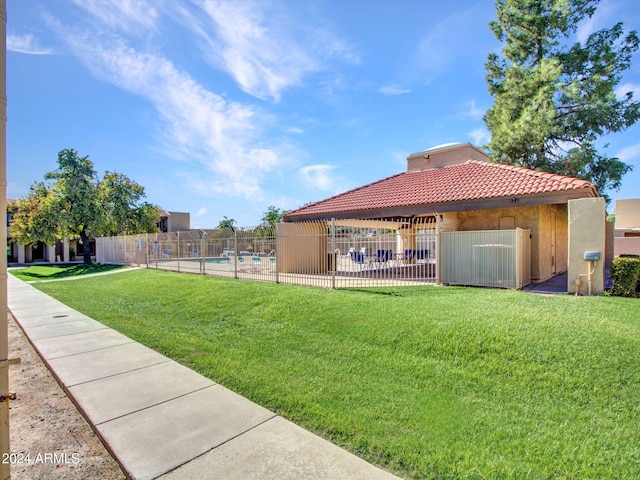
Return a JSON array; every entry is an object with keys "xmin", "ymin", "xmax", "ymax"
[
  {"xmin": 484, "ymin": 0, "xmax": 640, "ymax": 202},
  {"xmin": 260, "ymin": 206, "xmax": 285, "ymax": 229},
  {"xmin": 217, "ymin": 216, "xmax": 237, "ymax": 231},
  {"xmin": 10, "ymin": 149, "xmax": 161, "ymax": 264}
]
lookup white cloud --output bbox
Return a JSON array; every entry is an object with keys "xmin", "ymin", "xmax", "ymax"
[
  {"xmin": 195, "ymin": 207, "xmax": 208, "ymax": 217},
  {"xmin": 179, "ymin": 0, "xmax": 358, "ymax": 102},
  {"xmin": 70, "ymin": 0, "xmax": 159, "ymax": 33},
  {"xmin": 615, "ymin": 143, "xmax": 640, "ymax": 162},
  {"xmin": 7, "ymin": 34, "xmax": 53, "ymax": 54},
  {"xmin": 390, "ymin": 150, "xmax": 410, "ymax": 168},
  {"xmin": 463, "ymin": 100, "xmax": 485, "ymax": 119},
  {"xmin": 46, "ymin": 15, "xmax": 291, "ymax": 201},
  {"xmin": 576, "ymin": 0, "xmax": 615, "ymax": 44},
  {"xmin": 576, "ymin": 15, "xmax": 598, "ymax": 44},
  {"xmin": 378, "ymin": 85, "xmax": 411, "ymax": 95},
  {"xmin": 299, "ymin": 164, "xmax": 337, "ymax": 190},
  {"xmin": 468, "ymin": 128, "xmax": 490, "ymax": 146},
  {"xmin": 409, "ymin": 7, "xmax": 484, "ymax": 85},
  {"xmin": 615, "ymin": 83, "xmax": 640, "ymax": 101}
]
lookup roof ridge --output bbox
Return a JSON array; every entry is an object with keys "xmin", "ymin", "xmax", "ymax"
[
  {"xmin": 286, "ymin": 171, "xmax": 407, "ymax": 216},
  {"xmin": 464, "ymin": 159, "xmax": 594, "ymax": 187}
]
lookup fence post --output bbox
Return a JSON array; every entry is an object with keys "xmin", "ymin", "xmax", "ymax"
[
  {"xmin": 234, "ymin": 228, "xmax": 238, "ymax": 279},
  {"xmin": 515, "ymin": 228, "xmax": 521, "ymax": 289},
  {"xmin": 274, "ymin": 225, "xmax": 279, "ymax": 284},
  {"xmin": 435, "ymin": 214, "xmax": 441, "ymax": 285},
  {"xmin": 177, "ymin": 231, "xmax": 181, "ymax": 273},
  {"xmin": 201, "ymin": 231, "xmax": 206, "ymax": 275},
  {"xmin": 331, "ymin": 218, "xmax": 336, "ymax": 289}
]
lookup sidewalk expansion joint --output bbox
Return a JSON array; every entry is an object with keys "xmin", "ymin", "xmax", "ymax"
[
  {"xmin": 157, "ymin": 413, "xmax": 279, "ymax": 479},
  {"xmin": 39, "ymin": 340, "xmax": 137, "ymax": 360},
  {"xmin": 93, "ymin": 384, "xmax": 218, "ymax": 427},
  {"xmin": 65, "ymin": 359, "xmax": 174, "ymax": 388}
]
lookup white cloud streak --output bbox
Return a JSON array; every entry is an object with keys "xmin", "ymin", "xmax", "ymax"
[
  {"xmin": 468, "ymin": 128, "xmax": 490, "ymax": 146},
  {"xmin": 70, "ymin": 0, "xmax": 159, "ymax": 33},
  {"xmin": 7, "ymin": 34, "xmax": 53, "ymax": 54},
  {"xmin": 378, "ymin": 85, "xmax": 411, "ymax": 95},
  {"xmin": 42, "ymin": 1, "xmax": 360, "ymax": 200},
  {"xmin": 463, "ymin": 100, "xmax": 485, "ymax": 119},
  {"xmin": 616, "ymin": 82, "xmax": 640, "ymax": 101},
  {"xmin": 576, "ymin": 0, "xmax": 615, "ymax": 44},
  {"xmin": 298, "ymin": 164, "xmax": 337, "ymax": 190},
  {"xmin": 180, "ymin": 0, "xmax": 358, "ymax": 102},
  {"xmin": 616, "ymin": 143, "xmax": 640, "ymax": 162},
  {"xmin": 47, "ymin": 13, "xmax": 290, "ymax": 199}
]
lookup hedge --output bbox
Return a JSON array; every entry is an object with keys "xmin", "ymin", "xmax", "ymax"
[{"xmin": 608, "ymin": 256, "xmax": 640, "ymax": 297}]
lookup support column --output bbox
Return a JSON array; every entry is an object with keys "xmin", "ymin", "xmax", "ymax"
[
  {"xmin": 17, "ymin": 245, "xmax": 25, "ymax": 264},
  {"xmin": 63, "ymin": 238, "xmax": 70, "ymax": 262},
  {"xmin": 568, "ymin": 198, "xmax": 605, "ymax": 295},
  {"xmin": 47, "ymin": 245, "xmax": 56, "ymax": 263},
  {"xmin": 1, "ymin": 2, "xmax": 14, "ymax": 478}
]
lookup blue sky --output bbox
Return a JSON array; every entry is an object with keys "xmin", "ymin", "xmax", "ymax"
[{"xmin": 7, "ymin": 0, "xmax": 640, "ymax": 227}]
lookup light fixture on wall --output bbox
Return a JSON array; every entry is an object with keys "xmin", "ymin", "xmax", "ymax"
[{"xmin": 511, "ymin": 197, "xmax": 518, "ymax": 203}]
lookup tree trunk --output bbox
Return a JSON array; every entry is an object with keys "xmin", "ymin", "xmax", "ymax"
[{"xmin": 80, "ymin": 230, "xmax": 92, "ymax": 265}]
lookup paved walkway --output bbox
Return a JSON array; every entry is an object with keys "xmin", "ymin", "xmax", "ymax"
[
  {"xmin": 522, "ymin": 272, "xmax": 568, "ymax": 294},
  {"xmin": 7, "ymin": 274, "xmax": 400, "ymax": 480}
]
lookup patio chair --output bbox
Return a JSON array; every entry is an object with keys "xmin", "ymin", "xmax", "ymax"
[
  {"xmin": 349, "ymin": 249, "xmax": 366, "ymax": 266},
  {"xmin": 376, "ymin": 249, "xmax": 392, "ymax": 262}
]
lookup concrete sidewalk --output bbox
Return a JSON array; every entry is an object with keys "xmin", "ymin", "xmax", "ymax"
[{"xmin": 7, "ymin": 275, "xmax": 400, "ymax": 480}]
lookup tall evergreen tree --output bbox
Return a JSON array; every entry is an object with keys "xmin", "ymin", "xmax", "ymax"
[{"xmin": 484, "ymin": 0, "xmax": 640, "ymax": 201}]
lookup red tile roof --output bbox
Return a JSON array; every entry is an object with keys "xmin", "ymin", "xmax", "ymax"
[{"xmin": 285, "ymin": 160, "xmax": 597, "ymax": 220}]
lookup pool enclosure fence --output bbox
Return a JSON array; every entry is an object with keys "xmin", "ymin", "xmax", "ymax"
[{"xmin": 96, "ymin": 217, "xmax": 531, "ymax": 290}]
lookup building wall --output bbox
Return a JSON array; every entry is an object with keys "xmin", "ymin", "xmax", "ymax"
[
  {"xmin": 568, "ymin": 197, "xmax": 605, "ymax": 295},
  {"xmin": 614, "ymin": 237, "xmax": 640, "ymax": 257},
  {"xmin": 454, "ymin": 204, "xmax": 568, "ymax": 283},
  {"xmin": 605, "ymin": 221, "xmax": 614, "ymax": 267},
  {"xmin": 615, "ymin": 198, "xmax": 640, "ymax": 230},
  {"xmin": 276, "ymin": 222, "xmax": 328, "ymax": 274},
  {"xmin": 407, "ymin": 144, "xmax": 490, "ymax": 172},
  {"xmin": 167, "ymin": 212, "xmax": 190, "ymax": 232}
]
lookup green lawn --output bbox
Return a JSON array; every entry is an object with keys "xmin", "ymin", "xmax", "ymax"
[
  {"xmin": 30, "ymin": 269, "xmax": 640, "ymax": 479},
  {"xmin": 10, "ymin": 263, "xmax": 124, "ymax": 282}
]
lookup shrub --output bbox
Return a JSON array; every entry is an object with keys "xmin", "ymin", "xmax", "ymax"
[{"xmin": 608, "ymin": 257, "xmax": 640, "ymax": 297}]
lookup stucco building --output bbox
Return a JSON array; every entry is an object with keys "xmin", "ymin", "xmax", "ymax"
[
  {"xmin": 614, "ymin": 198, "xmax": 640, "ymax": 256},
  {"xmin": 284, "ymin": 143, "xmax": 603, "ymax": 287}
]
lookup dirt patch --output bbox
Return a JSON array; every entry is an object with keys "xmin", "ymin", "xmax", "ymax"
[{"xmin": 7, "ymin": 313, "xmax": 126, "ymax": 480}]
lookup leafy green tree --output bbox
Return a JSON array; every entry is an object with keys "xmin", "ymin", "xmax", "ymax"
[
  {"xmin": 484, "ymin": 0, "xmax": 640, "ymax": 202},
  {"xmin": 10, "ymin": 149, "xmax": 160, "ymax": 264},
  {"xmin": 260, "ymin": 206, "xmax": 286, "ymax": 229}
]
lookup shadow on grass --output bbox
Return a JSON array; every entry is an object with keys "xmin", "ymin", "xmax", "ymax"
[{"xmin": 12, "ymin": 264, "xmax": 124, "ymax": 281}]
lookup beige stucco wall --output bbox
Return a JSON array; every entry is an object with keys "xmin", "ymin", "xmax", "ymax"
[
  {"xmin": 277, "ymin": 222, "xmax": 328, "ymax": 274},
  {"xmin": 167, "ymin": 212, "xmax": 190, "ymax": 232},
  {"xmin": 615, "ymin": 198, "xmax": 640, "ymax": 230},
  {"xmin": 605, "ymin": 221, "xmax": 614, "ymax": 267},
  {"xmin": 568, "ymin": 197, "xmax": 605, "ymax": 295},
  {"xmin": 454, "ymin": 204, "xmax": 568, "ymax": 283},
  {"xmin": 614, "ymin": 237, "xmax": 640, "ymax": 257},
  {"xmin": 407, "ymin": 144, "xmax": 490, "ymax": 172}
]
